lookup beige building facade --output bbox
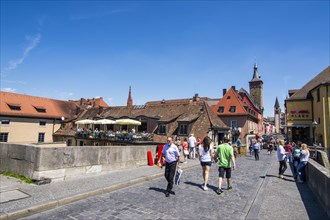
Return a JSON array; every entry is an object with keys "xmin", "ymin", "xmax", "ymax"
[{"xmin": 285, "ymin": 66, "xmax": 329, "ymax": 149}]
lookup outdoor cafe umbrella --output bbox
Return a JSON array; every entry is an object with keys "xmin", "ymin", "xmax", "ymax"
[
  {"xmin": 93, "ymin": 119, "xmax": 116, "ymax": 125},
  {"xmin": 75, "ymin": 119, "xmax": 95, "ymax": 125},
  {"xmin": 115, "ymin": 119, "xmax": 141, "ymax": 125},
  {"xmin": 93, "ymin": 119, "xmax": 116, "ymax": 131}
]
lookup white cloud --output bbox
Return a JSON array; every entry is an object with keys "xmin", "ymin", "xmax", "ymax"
[
  {"xmin": 58, "ymin": 91, "xmax": 74, "ymax": 100},
  {"xmin": 69, "ymin": 9, "xmax": 130, "ymax": 21},
  {"xmin": 2, "ymin": 80, "xmax": 27, "ymax": 85},
  {"xmin": 5, "ymin": 33, "xmax": 41, "ymax": 71},
  {"xmin": 1, "ymin": 87, "xmax": 17, "ymax": 92}
]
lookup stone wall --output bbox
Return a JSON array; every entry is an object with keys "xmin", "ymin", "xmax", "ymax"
[
  {"xmin": 307, "ymin": 159, "xmax": 330, "ymax": 218},
  {"xmin": 0, "ymin": 143, "xmax": 157, "ymax": 182}
]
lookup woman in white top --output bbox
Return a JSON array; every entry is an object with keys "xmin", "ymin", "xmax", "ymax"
[
  {"xmin": 297, "ymin": 144, "xmax": 310, "ymax": 183},
  {"xmin": 277, "ymin": 139, "xmax": 287, "ymax": 179},
  {"xmin": 198, "ymin": 136, "xmax": 214, "ymax": 191}
]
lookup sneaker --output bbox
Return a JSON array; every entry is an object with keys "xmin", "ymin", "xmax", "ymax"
[
  {"xmin": 227, "ymin": 186, "xmax": 233, "ymax": 191},
  {"xmin": 203, "ymin": 186, "xmax": 209, "ymax": 191},
  {"xmin": 216, "ymin": 188, "xmax": 223, "ymax": 195},
  {"xmin": 165, "ymin": 191, "xmax": 170, "ymax": 197}
]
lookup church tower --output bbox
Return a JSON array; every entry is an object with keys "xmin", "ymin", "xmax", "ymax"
[
  {"xmin": 274, "ymin": 97, "xmax": 281, "ymax": 133},
  {"xmin": 127, "ymin": 86, "xmax": 133, "ymax": 108},
  {"xmin": 249, "ymin": 63, "xmax": 264, "ymax": 114}
]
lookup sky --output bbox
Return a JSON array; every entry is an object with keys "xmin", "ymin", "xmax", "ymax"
[{"xmin": 1, "ymin": 0, "xmax": 329, "ymax": 117}]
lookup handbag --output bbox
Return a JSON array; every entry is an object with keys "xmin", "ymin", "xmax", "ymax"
[{"xmin": 175, "ymin": 169, "xmax": 183, "ymax": 185}]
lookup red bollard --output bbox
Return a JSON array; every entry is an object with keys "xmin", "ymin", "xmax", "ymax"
[{"xmin": 147, "ymin": 151, "xmax": 154, "ymax": 166}]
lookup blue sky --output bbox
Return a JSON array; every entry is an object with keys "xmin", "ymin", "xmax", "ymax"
[{"xmin": 1, "ymin": 1, "xmax": 329, "ymax": 117}]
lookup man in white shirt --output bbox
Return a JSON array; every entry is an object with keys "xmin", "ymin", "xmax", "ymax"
[
  {"xmin": 158, "ymin": 137, "xmax": 180, "ymax": 197},
  {"xmin": 188, "ymin": 134, "xmax": 197, "ymax": 159}
]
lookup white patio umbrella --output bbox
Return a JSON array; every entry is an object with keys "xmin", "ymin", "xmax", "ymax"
[
  {"xmin": 93, "ymin": 119, "xmax": 116, "ymax": 124},
  {"xmin": 75, "ymin": 119, "xmax": 95, "ymax": 125},
  {"xmin": 93, "ymin": 119, "xmax": 116, "ymax": 131},
  {"xmin": 115, "ymin": 118, "xmax": 141, "ymax": 125}
]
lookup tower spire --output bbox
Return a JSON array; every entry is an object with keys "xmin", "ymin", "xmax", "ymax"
[
  {"xmin": 252, "ymin": 63, "xmax": 261, "ymax": 81},
  {"xmin": 274, "ymin": 97, "xmax": 280, "ymax": 109},
  {"xmin": 127, "ymin": 86, "xmax": 133, "ymax": 108}
]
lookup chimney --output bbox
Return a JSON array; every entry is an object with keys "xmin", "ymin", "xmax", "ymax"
[
  {"xmin": 231, "ymin": 86, "xmax": 236, "ymax": 91},
  {"xmin": 193, "ymin": 93, "xmax": 200, "ymax": 102},
  {"xmin": 223, "ymin": 89, "xmax": 227, "ymax": 96}
]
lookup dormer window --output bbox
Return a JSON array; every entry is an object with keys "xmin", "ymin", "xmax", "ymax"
[
  {"xmin": 178, "ymin": 123, "xmax": 188, "ymax": 135},
  {"xmin": 218, "ymin": 106, "xmax": 224, "ymax": 113},
  {"xmin": 229, "ymin": 106, "xmax": 236, "ymax": 112},
  {"xmin": 7, "ymin": 103, "xmax": 21, "ymax": 111},
  {"xmin": 158, "ymin": 124, "xmax": 167, "ymax": 135},
  {"xmin": 34, "ymin": 106, "xmax": 46, "ymax": 113}
]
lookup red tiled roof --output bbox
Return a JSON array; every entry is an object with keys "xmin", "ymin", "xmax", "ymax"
[
  {"xmin": 212, "ymin": 87, "xmax": 247, "ymax": 115},
  {"xmin": 0, "ymin": 91, "xmax": 78, "ymax": 119}
]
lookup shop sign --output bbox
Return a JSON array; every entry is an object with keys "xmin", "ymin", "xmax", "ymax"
[{"xmin": 290, "ymin": 110, "xmax": 309, "ymax": 118}]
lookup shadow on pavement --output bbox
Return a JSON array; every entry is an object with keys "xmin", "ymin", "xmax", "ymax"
[{"xmin": 148, "ymin": 187, "xmax": 167, "ymax": 194}]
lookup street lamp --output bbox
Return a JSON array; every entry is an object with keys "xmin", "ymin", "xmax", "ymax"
[{"xmin": 312, "ymin": 119, "xmax": 318, "ymax": 159}]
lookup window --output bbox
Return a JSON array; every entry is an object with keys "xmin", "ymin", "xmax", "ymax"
[
  {"xmin": 227, "ymin": 96, "xmax": 231, "ymax": 99},
  {"xmin": 39, "ymin": 121, "xmax": 46, "ymax": 126},
  {"xmin": 38, "ymin": 133, "xmax": 45, "ymax": 143},
  {"xmin": 0, "ymin": 119, "xmax": 10, "ymax": 125},
  {"xmin": 230, "ymin": 120, "xmax": 237, "ymax": 129},
  {"xmin": 229, "ymin": 106, "xmax": 236, "ymax": 112},
  {"xmin": 317, "ymin": 88, "xmax": 320, "ymax": 102},
  {"xmin": 158, "ymin": 124, "xmax": 167, "ymax": 135},
  {"xmin": 34, "ymin": 106, "xmax": 46, "ymax": 113},
  {"xmin": 178, "ymin": 124, "xmax": 188, "ymax": 135},
  {"xmin": 0, "ymin": 133, "xmax": 8, "ymax": 142},
  {"xmin": 217, "ymin": 106, "xmax": 224, "ymax": 113},
  {"xmin": 7, "ymin": 104, "xmax": 21, "ymax": 111}
]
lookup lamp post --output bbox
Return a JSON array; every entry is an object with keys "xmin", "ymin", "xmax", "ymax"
[{"xmin": 312, "ymin": 119, "xmax": 318, "ymax": 159}]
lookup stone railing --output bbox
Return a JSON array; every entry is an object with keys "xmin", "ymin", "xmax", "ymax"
[
  {"xmin": 306, "ymin": 159, "xmax": 330, "ymax": 218},
  {"xmin": 0, "ymin": 143, "xmax": 157, "ymax": 182}
]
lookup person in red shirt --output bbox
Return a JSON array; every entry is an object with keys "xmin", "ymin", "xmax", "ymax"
[
  {"xmin": 285, "ymin": 141, "xmax": 293, "ymax": 164},
  {"xmin": 182, "ymin": 137, "xmax": 189, "ymax": 163}
]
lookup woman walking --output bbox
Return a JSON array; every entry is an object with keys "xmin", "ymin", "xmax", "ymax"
[
  {"xmin": 277, "ymin": 139, "xmax": 287, "ymax": 179},
  {"xmin": 198, "ymin": 136, "xmax": 214, "ymax": 191}
]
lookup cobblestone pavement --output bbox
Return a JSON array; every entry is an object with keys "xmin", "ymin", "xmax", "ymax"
[{"xmin": 22, "ymin": 150, "xmax": 329, "ymax": 220}]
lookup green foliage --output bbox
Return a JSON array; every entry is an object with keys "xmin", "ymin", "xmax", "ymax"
[{"xmin": 0, "ymin": 171, "xmax": 34, "ymax": 184}]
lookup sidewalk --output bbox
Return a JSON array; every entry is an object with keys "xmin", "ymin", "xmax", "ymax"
[
  {"xmin": 246, "ymin": 152, "xmax": 329, "ymax": 219},
  {"xmin": 0, "ymin": 159, "xmax": 201, "ymax": 219}
]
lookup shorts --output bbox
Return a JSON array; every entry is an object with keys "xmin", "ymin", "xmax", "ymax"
[
  {"xmin": 200, "ymin": 161, "xmax": 212, "ymax": 167},
  {"xmin": 218, "ymin": 167, "xmax": 231, "ymax": 178}
]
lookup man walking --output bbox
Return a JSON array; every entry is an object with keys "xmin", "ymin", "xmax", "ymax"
[
  {"xmin": 214, "ymin": 137, "xmax": 236, "ymax": 195},
  {"xmin": 158, "ymin": 137, "xmax": 180, "ymax": 197},
  {"xmin": 188, "ymin": 134, "xmax": 197, "ymax": 160}
]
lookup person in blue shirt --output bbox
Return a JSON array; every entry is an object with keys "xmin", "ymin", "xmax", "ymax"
[{"xmin": 158, "ymin": 137, "xmax": 180, "ymax": 197}]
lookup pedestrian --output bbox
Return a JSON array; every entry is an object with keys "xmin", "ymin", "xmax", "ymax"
[
  {"xmin": 277, "ymin": 139, "xmax": 287, "ymax": 179},
  {"xmin": 252, "ymin": 139, "xmax": 261, "ymax": 160},
  {"xmin": 297, "ymin": 144, "xmax": 310, "ymax": 183},
  {"xmin": 214, "ymin": 137, "xmax": 236, "ymax": 195},
  {"xmin": 292, "ymin": 142, "xmax": 301, "ymax": 179},
  {"xmin": 198, "ymin": 136, "xmax": 214, "ymax": 191},
  {"xmin": 188, "ymin": 134, "xmax": 197, "ymax": 160},
  {"xmin": 267, "ymin": 140, "xmax": 273, "ymax": 155},
  {"xmin": 182, "ymin": 137, "xmax": 189, "ymax": 163},
  {"xmin": 285, "ymin": 141, "xmax": 293, "ymax": 164},
  {"xmin": 174, "ymin": 136, "xmax": 182, "ymax": 153},
  {"xmin": 196, "ymin": 137, "xmax": 202, "ymax": 158},
  {"xmin": 236, "ymin": 138, "xmax": 241, "ymax": 155},
  {"xmin": 158, "ymin": 137, "xmax": 180, "ymax": 197}
]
